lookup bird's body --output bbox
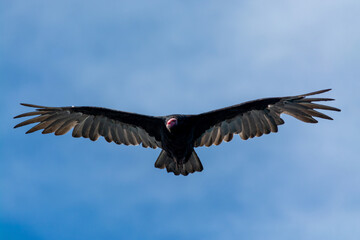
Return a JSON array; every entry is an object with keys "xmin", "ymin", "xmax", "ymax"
[
  {"xmin": 162, "ymin": 115, "xmax": 195, "ymax": 161},
  {"xmin": 14, "ymin": 89, "xmax": 340, "ymax": 176}
]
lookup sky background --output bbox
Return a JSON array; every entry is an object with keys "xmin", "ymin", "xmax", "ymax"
[{"xmin": 1, "ymin": 0, "xmax": 359, "ymax": 239}]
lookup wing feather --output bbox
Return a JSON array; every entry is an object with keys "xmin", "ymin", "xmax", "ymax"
[
  {"xmin": 43, "ymin": 115, "xmax": 71, "ymax": 134},
  {"xmin": 111, "ymin": 123, "xmax": 121, "ymax": 144},
  {"xmin": 281, "ymin": 104, "xmax": 318, "ymax": 123},
  {"xmin": 125, "ymin": 126, "xmax": 137, "ymax": 145},
  {"xmin": 14, "ymin": 104, "xmax": 163, "ymax": 148},
  {"xmin": 246, "ymin": 112, "xmax": 256, "ymax": 138},
  {"xmin": 82, "ymin": 115, "xmax": 94, "ymax": 138},
  {"xmin": 220, "ymin": 121, "xmax": 230, "ymax": 136},
  {"xmin": 240, "ymin": 113, "xmax": 250, "ymax": 140},
  {"xmin": 223, "ymin": 133, "xmax": 233, "ymax": 142},
  {"xmin": 263, "ymin": 110, "xmax": 278, "ymax": 133},
  {"xmin": 214, "ymin": 127, "xmax": 223, "ymax": 146},
  {"xmin": 89, "ymin": 116, "xmax": 101, "ymax": 141},
  {"xmin": 55, "ymin": 119, "xmax": 79, "ymax": 136},
  {"xmin": 72, "ymin": 116, "xmax": 88, "ymax": 138},
  {"xmin": 35, "ymin": 115, "xmax": 66, "ymax": 134},
  {"xmin": 104, "ymin": 124, "xmax": 112, "ymax": 143},
  {"xmin": 193, "ymin": 89, "xmax": 340, "ymax": 147},
  {"xmin": 254, "ymin": 111, "xmax": 271, "ymax": 134},
  {"xmin": 128, "ymin": 126, "xmax": 141, "ymax": 145},
  {"xmin": 268, "ymin": 109, "xmax": 284, "ymax": 125},
  {"xmin": 198, "ymin": 129, "xmax": 210, "ymax": 147},
  {"xmin": 233, "ymin": 117, "xmax": 243, "ymax": 133},
  {"xmin": 14, "ymin": 114, "xmax": 52, "ymax": 128},
  {"xmin": 250, "ymin": 111, "xmax": 264, "ymax": 137},
  {"xmin": 227, "ymin": 119, "xmax": 238, "ymax": 133}
]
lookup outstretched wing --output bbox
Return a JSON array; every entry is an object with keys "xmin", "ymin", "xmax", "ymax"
[
  {"xmin": 193, "ymin": 89, "xmax": 341, "ymax": 147},
  {"xmin": 14, "ymin": 104, "xmax": 163, "ymax": 148}
]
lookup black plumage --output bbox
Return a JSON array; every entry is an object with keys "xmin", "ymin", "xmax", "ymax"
[{"xmin": 14, "ymin": 89, "xmax": 340, "ymax": 176}]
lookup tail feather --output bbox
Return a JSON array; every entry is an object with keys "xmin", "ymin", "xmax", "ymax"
[{"xmin": 154, "ymin": 150, "xmax": 203, "ymax": 176}]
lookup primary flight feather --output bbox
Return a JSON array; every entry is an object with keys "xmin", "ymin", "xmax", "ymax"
[{"xmin": 14, "ymin": 89, "xmax": 340, "ymax": 176}]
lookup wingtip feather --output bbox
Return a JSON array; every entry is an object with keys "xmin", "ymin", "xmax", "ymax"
[
  {"xmin": 20, "ymin": 103, "xmax": 47, "ymax": 108},
  {"xmin": 300, "ymin": 88, "xmax": 332, "ymax": 97}
]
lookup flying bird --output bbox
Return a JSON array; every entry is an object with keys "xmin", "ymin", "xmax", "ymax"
[{"xmin": 14, "ymin": 89, "xmax": 340, "ymax": 176}]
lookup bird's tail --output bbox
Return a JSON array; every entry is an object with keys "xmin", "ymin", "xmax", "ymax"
[{"xmin": 154, "ymin": 150, "xmax": 203, "ymax": 176}]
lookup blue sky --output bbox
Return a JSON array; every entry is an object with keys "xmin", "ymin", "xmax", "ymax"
[{"xmin": 1, "ymin": 0, "xmax": 359, "ymax": 239}]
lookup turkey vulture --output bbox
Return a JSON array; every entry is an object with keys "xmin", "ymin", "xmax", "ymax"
[{"xmin": 14, "ymin": 89, "xmax": 340, "ymax": 176}]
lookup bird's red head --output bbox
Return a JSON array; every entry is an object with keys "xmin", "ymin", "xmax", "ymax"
[{"xmin": 166, "ymin": 118, "xmax": 178, "ymax": 130}]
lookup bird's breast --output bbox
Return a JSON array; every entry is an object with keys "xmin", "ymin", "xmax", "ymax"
[{"xmin": 161, "ymin": 130, "xmax": 194, "ymax": 162}]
